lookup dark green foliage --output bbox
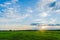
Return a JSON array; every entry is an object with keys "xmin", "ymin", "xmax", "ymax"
[{"xmin": 0, "ymin": 30, "xmax": 60, "ymax": 40}]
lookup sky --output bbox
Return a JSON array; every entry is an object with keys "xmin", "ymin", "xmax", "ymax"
[{"xmin": 0, "ymin": 0, "xmax": 60, "ymax": 30}]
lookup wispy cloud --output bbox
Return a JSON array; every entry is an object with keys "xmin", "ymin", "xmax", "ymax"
[
  {"xmin": 0, "ymin": 0, "xmax": 60, "ymax": 30},
  {"xmin": 0, "ymin": 0, "xmax": 30, "ymax": 23}
]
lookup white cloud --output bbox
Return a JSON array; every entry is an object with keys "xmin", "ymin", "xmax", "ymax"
[
  {"xmin": 49, "ymin": 18, "xmax": 56, "ymax": 24},
  {"xmin": 11, "ymin": 0, "xmax": 19, "ymax": 3},
  {"xmin": 39, "ymin": 12, "xmax": 49, "ymax": 18},
  {"xmin": 32, "ymin": 0, "xmax": 57, "ymax": 24},
  {"xmin": 0, "ymin": 0, "xmax": 60, "ymax": 30},
  {"xmin": 0, "ymin": 2, "xmax": 12, "ymax": 7},
  {"xmin": 13, "ymin": 0, "xmax": 19, "ymax": 2},
  {"xmin": 56, "ymin": 10, "xmax": 60, "ymax": 12},
  {"xmin": 0, "ymin": 0, "xmax": 19, "ymax": 7},
  {"xmin": 0, "ymin": 4, "xmax": 7, "ymax": 7},
  {"xmin": 26, "ymin": 7, "xmax": 33, "ymax": 13},
  {"xmin": 36, "ymin": 0, "xmax": 56, "ymax": 12},
  {"xmin": 0, "ymin": 1, "xmax": 30, "ymax": 23},
  {"xmin": 55, "ymin": 9, "xmax": 60, "ymax": 14},
  {"xmin": 4, "ymin": 2, "xmax": 12, "ymax": 5},
  {"xmin": 33, "ymin": 18, "xmax": 48, "ymax": 24}
]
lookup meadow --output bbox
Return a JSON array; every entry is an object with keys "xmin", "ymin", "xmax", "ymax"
[{"xmin": 0, "ymin": 30, "xmax": 60, "ymax": 40}]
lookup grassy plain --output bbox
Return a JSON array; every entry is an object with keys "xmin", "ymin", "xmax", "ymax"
[{"xmin": 0, "ymin": 30, "xmax": 60, "ymax": 40}]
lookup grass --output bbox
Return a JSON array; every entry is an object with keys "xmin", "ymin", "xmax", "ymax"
[{"xmin": 0, "ymin": 30, "xmax": 60, "ymax": 40}]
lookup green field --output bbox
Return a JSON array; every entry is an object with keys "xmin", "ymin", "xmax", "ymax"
[{"xmin": 0, "ymin": 30, "xmax": 60, "ymax": 40}]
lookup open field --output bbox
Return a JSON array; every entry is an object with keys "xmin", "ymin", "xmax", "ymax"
[{"xmin": 0, "ymin": 30, "xmax": 60, "ymax": 40}]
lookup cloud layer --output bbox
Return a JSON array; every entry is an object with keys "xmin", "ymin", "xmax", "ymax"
[{"xmin": 0, "ymin": 0, "xmax": 60, "ymax": 30}]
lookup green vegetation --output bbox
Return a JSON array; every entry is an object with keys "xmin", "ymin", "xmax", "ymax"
[{"xmin": 0, "ymin": 30, "xmax": 60, "ymax": 40}]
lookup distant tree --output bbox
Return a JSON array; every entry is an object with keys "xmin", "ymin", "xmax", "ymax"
[{"xmin": 9, "ymin": 30, "xmax": 12, "ymax": 31}]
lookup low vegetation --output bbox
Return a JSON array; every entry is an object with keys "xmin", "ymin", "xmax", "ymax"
[{"xmin": 0, "ymin": 30, "xmax": 60, "ymax": 40}]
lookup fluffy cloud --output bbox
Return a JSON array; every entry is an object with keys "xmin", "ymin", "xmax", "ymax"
[
  {"xmin": 26, "ymin": 7, "xmax": 33, "ymax": 13},
  {"xmin": 0, "ymin": 0, "xmax": 32, "ymax": 30},
  {"xmin": 0, "ymin": 0, "xmax": 31, "ymax": 23},
  {"xmin": 0, "ymin": 0, "xmax": 60, "ymax": 30},
  {"xmin": 39, "ymin": 12, "xmax": 49, "ymax": 18},
  {"xmin": 32, "ymin": 0, "xmax": 60, "ymax": 24},
  {"xmin": 11, "ymin": 0, "xmax": 19, "ymax": 3},
  {"xmin": 48, "ymin": 18, "xmax": 56, "ymax": 24}
]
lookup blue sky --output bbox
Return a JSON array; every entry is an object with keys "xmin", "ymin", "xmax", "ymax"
[{"xmin": 0, "ymin": 0, "xmax": 60, "ymax": 30}]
